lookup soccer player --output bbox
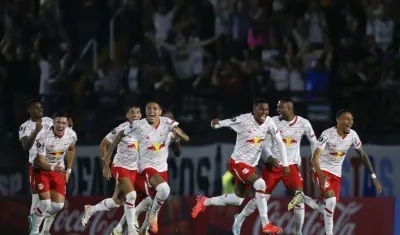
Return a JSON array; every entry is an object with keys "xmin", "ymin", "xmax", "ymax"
[
  {"xmin": 104, "ymin": 102, "xmax": 189, "ymax": 234},
  {"xmin": 288, "ymin": 109, "xmax": 382, "ymax": 235},
  {"xmin": 80, "ymin": 106, "xmax": 145, "ymax": 234},
  {"xmin": 28, "ymin": 111, "xmax": 77, "ymax": 235},
  {"xmin": 19, "ymin": 99, "xmax": 61, "ymax": 235},
  {"xmin": 191, "ymin": 98, "xmax": 288, "ymax": 234},
  {"xmin": 232, "ymin": 97, "xmax": 317, "ymax": 235}
]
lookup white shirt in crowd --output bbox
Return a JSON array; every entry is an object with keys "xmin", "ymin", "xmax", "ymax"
[
  {"xmin": 209, "ymin": 0, "xmax": 233, "ymax": 35},
  {"xmin": 39, "ymin": 60, "xmax": 53, "ymax": 95},
  {"xmin": 261, "ymin": 49, "xmax": 280, "ymax": 71},
  {"xmin": 367, "ymin": 18, "xmax": 394, "ymax": 51},
  {"xmin": 153, "ymin": 10, "xmax": 175, "ymax": 41},
  {"xmin": 305, "ymin": 12, "xmax": 325, "ymax": 44}
]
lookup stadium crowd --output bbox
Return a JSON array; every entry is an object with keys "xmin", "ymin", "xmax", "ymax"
[{"xmin": 1, "ymin": 0, "xmax": 400, "ymax": 148}]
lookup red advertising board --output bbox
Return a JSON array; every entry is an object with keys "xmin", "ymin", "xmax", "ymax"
[{"xmin": 0, "ymin": 196, "xmax": 394, "ymax": 235}]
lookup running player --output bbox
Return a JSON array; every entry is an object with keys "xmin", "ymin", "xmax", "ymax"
[
  {"xmin": 19, "ymin": 99, "xmax": 65, "ymax": 235},
  {"xmin": 288, "ymin": 109, "xmax": 382, "ymax": 235},
  {"xmin": 232, "ymin": 97, "xmax": 317, "ymax": 235},
  {"xmin": 191, "ymin": 98, "xmax": 287, "ymax": 234},
  {"xmin": 104, "ymin": 102, "xmax": 189, "ymax": 234},
  {"xmin": 80, "ymin": 106, "xmax": 146, "ymax": 234},
  {"xmin": 28, "ymin": 111, "xmax": 77, "ymax": 235}
]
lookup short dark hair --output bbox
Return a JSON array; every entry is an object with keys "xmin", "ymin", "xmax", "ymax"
[
  {"xmin": 336, "ymin": 109, "xmax": 351, "ymax": 119},
  {"xmin": 26, "ymin": 99, "xmax": 41, "ymax": 108},
  {"xmin": 126, "ymin": 105, "xmax": 141, "ymax": 113},
  {"xmin": 253, "ymin": 98, "xmax": 268, "ymax": 107},
  {"xmin": 145, "ymin": 101, "xmax": 161, "ymax": 108},
  {"xmin": 279, "ymin": 97, "xmax": 294, "ymax": 103},
  {"xmin": 53, "ymin": 111, "xmax": 68, "ymax": 119}
]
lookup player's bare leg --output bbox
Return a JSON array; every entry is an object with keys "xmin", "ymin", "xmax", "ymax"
[
  {"xmin": 118, "ymin": 177, "xmax": 138, "ymax": 235},
  {"xmin": 82, "ymin": 185, "xmax": 124, "ymax": 227},
  {"xmin": 148, "ymin": 174, "xmax": 170, "ymax": 233},
  {"xmin": 29, "ymin": 191, "xmax": 65, "ymax": 235}
]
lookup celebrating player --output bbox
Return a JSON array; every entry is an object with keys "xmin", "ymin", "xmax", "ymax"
[
  {"xmin": 232, "ymin": 97, "xmax": 317, "ymax": 235},
  {"xmin": 191, "ymin": 98, "xmax": 288, "ymax": 234},
  {"xmin": 80, "ymin": 106, "xmax": 146, "ymax": 234},
  {"xmin": 288, "ymin": 109, "xmax": 382, "ymax": 235},
  {"xmin": 28, "ymin": 111, "xmax": 77, "ymax": 235},
  {"xmin": 104, "ymin": 102, "xmax": 189, "ymax": 234}
]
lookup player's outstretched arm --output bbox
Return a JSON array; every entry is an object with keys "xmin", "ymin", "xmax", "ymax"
[
  {"xmin": 103, "ymin": 130, "xmax": 125, "ymax": 165},
  {"xmin": 355, "ymin": 147, "xmax": 382, "ymax": 193},
  {"xmin": 173, "ymin": 127, "xmax": 189, "ymax": 142}
]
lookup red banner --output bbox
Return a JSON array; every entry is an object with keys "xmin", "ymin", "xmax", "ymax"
[{"xmin": 0, "ymin": 196, "xmax": 394, "ymax": 235}]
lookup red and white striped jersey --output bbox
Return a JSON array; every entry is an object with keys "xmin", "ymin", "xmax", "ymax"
[
  {"xmin": 105, "ymin": 122, "xmax": 139, "ymax": 170},
  {"xmin": 19, "ymin": 117, "xmax": 54, "ymax": 163},
  {"xmin": 217, "ymin": 113, "xmax": 286, "ymax": 167},
  {"xmin": 266, "ymin": 115, "xmax": 317, "ymax": 165},
  {"xmin": 36, "ymin": 127, "xmax": 77, "ymax": 168},
  {"xmin": 124, "ymin": 117, "xmax": 178, "ymax": 172},
  {"xmin": 316, "ymin": 127, "xmax": 362, "ymax": 177}
]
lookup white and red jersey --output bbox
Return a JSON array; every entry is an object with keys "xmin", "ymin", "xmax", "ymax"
[
  {"xmin": 19, "ymin": 117, "xmax": 53, "ymax": 163},
  {"xmin": 36, "ymin": 127, "xmax": 77, "ymax": 168},
  {"xmin": 316, "ymin": 127, "xmax": 362, "ymax": 177},
  {"xmin": 216, "ymin": 113, "xmax": 288, "ymax": 167},
  {"xmin": 105, "ymin": 122, "xmax": 139, "ymax": 170},
  {"xmin": 124, "ymin": 117, "xmax": 178, "ymax": 172},
  {"xmin": 266, "ymin": 115, "xmax": 317, "ymax": 166}
]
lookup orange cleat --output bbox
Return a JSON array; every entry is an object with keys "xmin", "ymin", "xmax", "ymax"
[
  {"xmin": 262, "ymin": 222, "xmax": 282, "ymax": 234},
  {"xmin": 191, "ymin": 195, "xmax": 207, "ymax": 218},
  {"xmin": 148, "ymin": 212, "xmax": 158, "ymax": 233}
]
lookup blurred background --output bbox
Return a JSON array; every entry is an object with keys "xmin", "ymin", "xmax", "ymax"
[{"xmin": 0, "ymin": 0, "xmax": 399, "ymax": 234}]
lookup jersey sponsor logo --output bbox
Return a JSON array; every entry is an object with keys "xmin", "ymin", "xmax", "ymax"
[
  {"xmin": 146, "ymin": 143, "xmax": 166, "ymax": 152},
  {"xmin": 246, "ymin": 137, "xmax": 264, "ymax": 146},
  {"xmin": 330, "ymin": 151, "xmax": 346, "ymax": 159},
  {"xmin": 282, "ymin": 137, "xmax": 298, "ymax": 147},
  {"xmin": 127, "ymin": 141, "xmax": 139, "ymax": 150},
  {"xmin": 50, "ymin": 151, "xmax": 65, "ymax": 158}
]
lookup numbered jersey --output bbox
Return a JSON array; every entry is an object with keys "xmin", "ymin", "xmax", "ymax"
[
  {"xmin": 105, "ymin": 122, "xmax": 139, "ymax": 170},
  {"xmin": 124, "ymin": 117, "xmax": 178, "ymax": 172},
  {"xmin": 219, "ymin": 113, "xmax": 279, "ymax": 167},
  {"xmin": 316, "ymin": 127, "xmax": 362, "ymax": 177},
  {"xmin": 267, "ymin": 116, "xmax": 316, "ymax": 165},
  {"xmin": 19, "ymin": 117, "xmax": 53, "ymax": 163},
  {"xmin": 36, "ymin": 127, "xmax": 77, "ymax": 168}
]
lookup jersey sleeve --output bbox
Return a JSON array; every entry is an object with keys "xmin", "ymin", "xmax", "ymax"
[
  {"xmin": 124, "ymin": 121, "xmax": 138, "ymax": 136},
  {"xmin": 105, "ymin": 127, "xmax": 119, "ymax": 142},
  {"xmin": 267, "ymin": 119, "xmax": 279, "ymax": 136},
  {"xmin": 316, "ymin": 130, "xmax": 330, "ymax": 150},
  {"xmin": 304, "ymin": 120, "xmax": 317, "ymax": 153},
  {"xmin": 18, "ymin": 124, "xmax": 29, "ymax": 140},
  {"xmin": 70, "ymin": 130, "xmax": 78, "ymax": 145},
  {"xmin": 351, "ymin": 131, "xmax": 362, "ymax": 149},
  {"xmin": 36, "ymin": 133, "xmax": 46, "ymax": 156},
  {"xmin": 218, "ymin": 115, "xmax": 245, "ymax": 132},
  {"xmin": 164, "ymin": 117, "xmax": 179, "ymax": 131}
]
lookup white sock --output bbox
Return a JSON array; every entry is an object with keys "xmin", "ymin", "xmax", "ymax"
[
  {"xmin": 42, "ymin": 202, "xmax": 63, "ymax": 232},
  {"xmin": 30, "ymin": 199, "xmax": 51, "ymax": 234},
  {"xmin": 252, "ymin": 178, "xmax": 269, "ymax": 227},
  {"xmin": 294, "ymin": 203, "xmax": 305, "ymax": 234},
  {"xmin": 204, "ymin": 193, "xmax": 244, "ymax": 206},
  {"xmin": 30, "ymin": 194, "xmax": 39, "ymax": 215},
  {"xmin": 136, "ymin": 196, "xmax": 153, "ymax": 215},
  {"xmin": 151, "ymin": 182, "xmax": 170, "ymax": 214},
  {"xmin": 124, "ymin": 191, "xmax": 137, "ymax": 234},
  {"xmin": 140, "ymin": 210, "xmax": 150, "ymax": 232},
  {"xmin": 115, "ymin": 213, "xmax": 126, "ymax": 233},
  {"xmin": 235, "ymin": 198, "xmax": 257, "ymax": 227},
  {"xmin": 89, "ymin": 198, "xmax": 119, "ymax": 215},
  {"xmin": 303, "ymin": 195, "xmax": 324, "ymax": 213},
  {"xmin": 324, "ymin": 197, "xmax": 336, "ymax": 235}
]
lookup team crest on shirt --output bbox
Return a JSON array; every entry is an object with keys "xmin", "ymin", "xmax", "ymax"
[
  {"xmin": 36, "ymin": 142, "xmax": 41, "ymax": 148},
  {"xmin": 318, "ymin": 136, "xmax": 326, "ymax": 143},
  {"xmin": 111, "ymin": 129, "xmax": 116, "ymax": 134}
]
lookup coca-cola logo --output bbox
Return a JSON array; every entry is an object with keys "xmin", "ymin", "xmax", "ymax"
[
  {"xmin": 51, "ymin": 200, "xmax": 123, "ymax": 235},
  {"xmin": 252, "ymin": 200, "xmax": 362, "ymax": 235}
]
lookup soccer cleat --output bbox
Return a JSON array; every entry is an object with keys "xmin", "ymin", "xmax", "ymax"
[
  {"xmin": 288, "ymin": 190, "xmax": 304, "ymax": 211},
  {"xmin": 232, "ymin": 214, "xmax": 242, "ymax": 235},
  {"xmin": 191, "ymin": 195, "xmax": 207, "ymax": 218},
  {"xmin": 39, "ymin": 232, "xmax": 51, "ymax": 235},
  {"xmin": 81, "ymin": 205, "xmax": 93, "ymax": 226},
  {"xmin": 139, "ymin": 211, "xmax": 150, "ymax": 235},
  {"xmin": 148, "ymin": 212, "xmax": 158, "ymax": 233},
  {"xmin": 262, "ymin": 222, "xmax": 282, "ymax": 234},
  {"xmin": 28, "ymin": 214, "xmax": 34, "ymax": 234}
]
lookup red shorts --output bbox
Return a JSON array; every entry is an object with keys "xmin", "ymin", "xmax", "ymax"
[
  {"xmin": 228, "ymin": 158, "xmax": 256, "ymax": 191},
  {"xmin": 34, "ymin": 169, "xmax": 66, "ymax": 196},
  {"xmin": 29, "ymin": 163, "xmax": 36, "ymax": 189},
  {"xmin": 141, "ymin": 168, "xmax": 168, "ymax": 197},
  {"xmin": 134, "ymin": 173, "xmax": 151, "ymax": 196},
  {"xmin": 313, "ymin": 170, "xmax": 341, "ymax": 201},
  {"xmin": 262, "ymin": 164, "xmax": 303, "ymax": 194},
  {"xmin": 111, "ymin": 165, "xmax": 137, "ymax": 184}
]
